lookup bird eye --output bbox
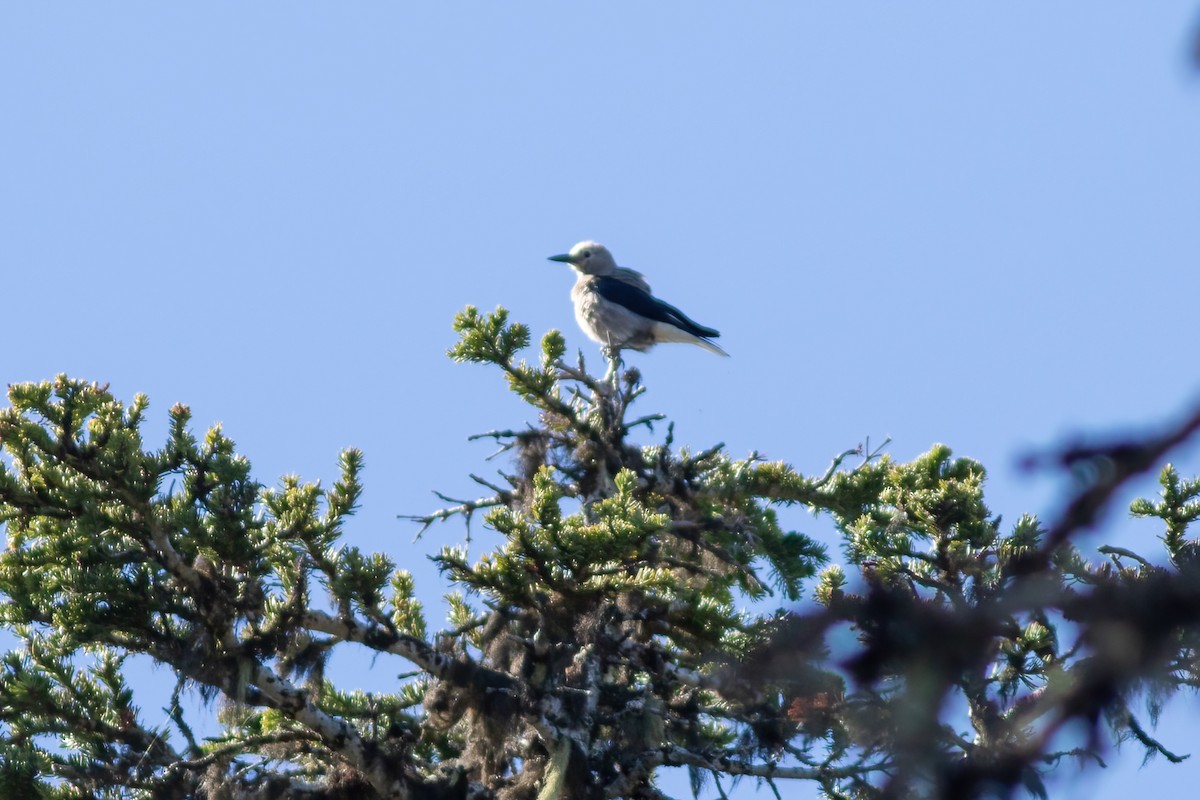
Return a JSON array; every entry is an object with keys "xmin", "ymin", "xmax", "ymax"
[{"xmin": 582, "ymin": 250, "xmax": 592, "ymax": 258}]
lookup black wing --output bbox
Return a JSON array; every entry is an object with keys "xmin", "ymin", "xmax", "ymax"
[{"xmin": 594, "ymin": 276, "xmax": 720, "ymax": 339}]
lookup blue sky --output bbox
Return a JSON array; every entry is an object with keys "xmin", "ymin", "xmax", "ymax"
[{"xmin": 3, "ymin": 3, "xmax": 1200, "ymax": 797}]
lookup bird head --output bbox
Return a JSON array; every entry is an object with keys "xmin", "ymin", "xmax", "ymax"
[{"xmin": 547, "ymin": 241, "xmax": 617, "ymax": 276}]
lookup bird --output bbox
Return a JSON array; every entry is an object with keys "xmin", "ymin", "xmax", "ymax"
[{"xmin": 547, "ymin": 241, "xmax": 728, "ymax": 359}]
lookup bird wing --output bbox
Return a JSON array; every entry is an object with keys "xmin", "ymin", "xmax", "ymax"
[
  {"xmin": 593, "ymin": 276, "xmax": 720, "ymax": 339},
  {"xmin": 610, "ymin": 267, "xmax": 652, "ymax": 293}
]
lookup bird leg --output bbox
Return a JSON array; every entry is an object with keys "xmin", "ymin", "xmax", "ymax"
[{"xmin": 601, "ymin": 344, "xmax": 623, "ymax": 387}]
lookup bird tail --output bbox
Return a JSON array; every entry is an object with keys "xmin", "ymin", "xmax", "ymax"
[
  {"xmin": 692, "ymin": 337, "xmax": 730, "ymax": 357},
  {"xmin": 650, "ymin": 322, "xmax": 730, "ymax": 357}
]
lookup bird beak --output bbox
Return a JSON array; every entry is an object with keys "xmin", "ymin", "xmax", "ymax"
[{"xmin": 547, "ymin": 253, "xmax": 573, "ymax": 264}]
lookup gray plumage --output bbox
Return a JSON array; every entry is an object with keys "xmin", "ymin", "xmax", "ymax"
[{"xmin": 547, "ymin": 241, "xmax": 728, "ymax": 357}]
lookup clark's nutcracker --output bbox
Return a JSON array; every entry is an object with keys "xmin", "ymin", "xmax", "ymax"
[{"xmin": 548, "ymin": 241, "xmax": 728, "ymax": 358}]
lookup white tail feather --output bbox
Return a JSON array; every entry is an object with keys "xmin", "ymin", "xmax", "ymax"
[{"xmin": 651, "ymin": 322, "xmax": 729, "ymax": 357}]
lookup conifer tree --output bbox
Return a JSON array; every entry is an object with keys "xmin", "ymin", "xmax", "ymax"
[{"xmin": 2, "ymin": 307, "xmax": 1200, "ymax": 799}]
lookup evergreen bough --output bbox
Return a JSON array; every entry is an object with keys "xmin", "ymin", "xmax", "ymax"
[{"xmin": 1, "ymin": 307, "xmax": 1199, "ymax": 799}]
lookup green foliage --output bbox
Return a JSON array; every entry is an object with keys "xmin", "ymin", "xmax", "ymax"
[
  {"xmin": 449, "ymin": 305, "xmax": 530, "ymax": 366},
  {"xmin": 450, "ymin": 305, "xmax": 563, "ymax": 407},
  {"xmin": 1130, "ymin": 463, "xmax": 1200, "ymax": 564},
  {"xmin": 2, "ymin": 314, "xmax": 1200, "ymax": 800},
  {"xmin": 0, "ymin": 377, "xmax": 416, "ymax": 797},
  {"xmin": 390, "ymin": 571, "xmax": 427, "ymax": 639}
]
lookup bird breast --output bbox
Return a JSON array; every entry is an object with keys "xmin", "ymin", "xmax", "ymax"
[{"xmin": 571, "ymin": 276, "xmax": 653, "ymax": 350}]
